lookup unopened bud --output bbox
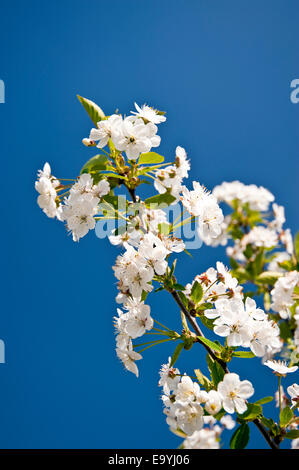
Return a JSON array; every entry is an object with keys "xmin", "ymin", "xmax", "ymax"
[{"xmin": 82, "ymin": 138, "xmax": 96, "ymax": 147}]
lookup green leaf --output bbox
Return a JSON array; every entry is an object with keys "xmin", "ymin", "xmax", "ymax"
[
  {"xmin": 77, "ymin": 95, "xmax": 105, "ymax": 126},
  {"xmin": 206, "ymin": 355, "xmax": 225, "ymax": 387},
  {"xmin": 144, "ymin": 193, "xmax": 176, "ymax": 208},
  {"xmin": 141, "ymin": 290, "xmax": 148, "ymax": 302},
  {"xmin": 230, "ymin": 424, "xmax": 250, "ymax": 449},
  {"xmin": 260, "ymin": 416, "xmax": 277, "ymax": 435},
  {"xmin": 158, "ymin": 222, "xmax": 171, "ymax": 235},
  {"xmin": 198, "ymin": 314, "xmax": 215, "ymax": 331},
  {"xmin": 285, "ymin": 429, "xmax": 299, "ymax": 439},
  {"xmin": 295, "ymin": 232, "xmax": 299, "ymax": 259},
  {"xmin": 101, "ymin": 195, "xmax": 126, "ymax": 211},
  {"xmin": 194, "ymin": 369, "xmax": 212, "ymax": 391},
  {"xmin": 256, "ymin": 271, "xmax": 283, "ymax": 285},
  {"xmin": 80, "ymin": 154, "xmax": 108, "ymax": 174},
  {"xmin": 173, "ymin": 283, "xmax": 186, "ymax": 291},
  {"xmin": 198, "ymin": 336, "xmax": 223, "ymax": 353},
  {"xmin": 177, "ymin": 291, "xmax": 188, "ymax": 308},
  {"xmin": 170, "ymin": 342, "xmax": 184, "ymax": 367},
  {"xmin": 190, "ymin": 281, "xmax": 203, "ymax": 304},
  {"xmin": 138, "ymin": 152, "xmax": 164, "ymax": 164},
  {"xmin": 238, "ymin": 404, "xmax": 262, "ymax": 421},
  {"xmin": 280, "ymin": 406, "xmax": 293, "ymax": 427},
  {"xmin": 278, "ymin": 259, "xmax": 295, "ymax": 271},
  {"xmin": 229, "ymin": 257, "xmax": 239, "ymax": 270},
  {"xmin": 255, "ymin": 396, "xmax": 273, "ymax": 405},
  {"xmin": 279, "ymin": 321, "xmax": 292, "ymax": 342},
  {"xmin": 232, "ymin": 350, "xmax": 255, "ymax": 359}
]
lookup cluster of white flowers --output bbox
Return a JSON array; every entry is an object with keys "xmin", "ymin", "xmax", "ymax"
[
  {"xmin": 154, "ymin": 146, "xmax": 190, "ymax": 199},
  {"xmin": 112, "ymin": 231, "xmax": 182, "ymax": 376},
  {"xmin": 62, "ymin": 174, "xmax": 110, "ymax": 241},
  {"xmin": 180, "ymin": 182, "xmax": 224, "ymax": 244},
  {"xmin": 35, "ymin": 163, "xmax": 62, "ymax": 219},
  {"xmin": 213, "ymin": 180, "xmax": 274, "ymax": 211},
  {"xmin": 35, "ymin": 98, "xmax": 299, "ymax": 450},
  {"xmin": 270, "ymin": 271, "xmax": 299, "ymax": 319},
  {"xmin": 88, "ymin": 103, "xmax": 164, "ymax": 160},
  {"xmin": 209, "ymin": 180, "xmax": 295, "ymax": 269},
  {"xmin": 159, "ymin": 360, "xmax": 252, "ymax": 446},
  {"xmin": 113, "ymin": 233, "xmax": 169, "ymax": 299},
  {"xmin": 114, "ymin": 298, "xmax": 154, "ymax": 377},
  {"xmin": 182, "ymin": 414, "xmax": 235, "ymax": 449},
  {"xmin": 185, "ymin": 261, "xmax": 243, "ymax": 303},
  {"xmin": 205, "ymin": 296, "xmax": 281, "ymax": 357},
  {"xmin": 35, "ymin": 168, "xmax": 110, "ymax": 241}
]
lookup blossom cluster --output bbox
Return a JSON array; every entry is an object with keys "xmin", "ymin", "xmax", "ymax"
[
  {"xmin": 35, "ymin": 98, "xmax": 299, "ymax": 449},
  {"xmin": 159, "ymin": 359, "xmax": 252, "ymax": 447},
  {"xmin": 88, "ymin": 103, "xmax": 162, "ymax": 160}
]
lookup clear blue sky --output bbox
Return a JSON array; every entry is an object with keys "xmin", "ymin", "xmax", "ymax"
[{"xmin": 0, "ymin": 0, "xmax": 298, "ymax": 449}]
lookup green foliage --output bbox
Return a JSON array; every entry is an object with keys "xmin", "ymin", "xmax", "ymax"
[
  {"xmin": 206, "ymin": 354, "xmax": 225, "ymax": 387},
  {"xmin": 190, "ymin": 281, "xmax": 203, "ymax": 304},
  {"xmin": 255, "ymin": 396, "xmax": 273, "ymax": 405},
  {"xmin": 198, "ymin": 314, "xmax": 215, "ymax": 331},
  {"xmin": 77, "ymin": 95, "xmax": 105, "ymax": 126},
  {"xmin": 194, "ymin": 368, "xmax": 212, "ymax": 391},
  {"xmin": 256, "ymin": 271, "xmax": 282, "ymax": 285},
  {"xmin": 232, "ymin": 350, "xmax": 255, "ymax": 359},
  {"xmin": 80, "ymin": 154, "xmax": 109, "ymax": 175},
  {"xmin": 170, "ymin": 342, "xmax": 184, "ymax": 367},
  {"xmin": 279, "ymin": 406, "xmax": 293, "ymax": 427},
  {"xmin": 230, "ymin": 424, "xmax": 250, "ymax": 449},
  {"xmin": 238, "ymin": 403, "xmax": 262, "ymax": 422},
  {"xmin": 279, "ymin": 321, "xmax": 293, "ymax": 342},
  {"xmin": 198, "ymin": 337, "xmax": 223, "ymax": 353},
  {"xmin": 138, "ymin": 152, "xmax": 164, "ymax": 164},
  {"xmin": 285, "ymin": 430, "xmax": 299, "ymax": 439},
  {"xmin": 158, "ymin": 222, "xmax": 171, "ymax": 235},
  {"xmin": 144, "ymin": 192, "xmax": 176, "ymax": 208}
]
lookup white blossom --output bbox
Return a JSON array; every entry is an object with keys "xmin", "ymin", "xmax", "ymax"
[
  {"xmin": 89, "ymin": 114, "xmax": 122, "ymax": 148},
  {"xmin": 35, "ymin": 163, "xmax": 62, "ymax": 219},
  {"xmin": 264, "ymin": 360, "xmax": 298, "ymax": 375},
  {"xmin": 131, "ymin": 103, "xmax": 166, "ymax": 124},
  {"xmin": 183, "ymin": 428, "xmax": 220, "ymax": 449},
  {"xmin": 217, "ymin": 373, "xmax": 254, "ymax": 414}
]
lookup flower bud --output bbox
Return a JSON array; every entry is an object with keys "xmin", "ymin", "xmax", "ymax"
[{"xmin": 82, "ymin": 138, "xmax": 96, "ymax": 147}]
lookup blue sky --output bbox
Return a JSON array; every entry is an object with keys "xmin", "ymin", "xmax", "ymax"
[{"xmin": 0, "ymin": 0, "xmax": 298, "ymax": 449}]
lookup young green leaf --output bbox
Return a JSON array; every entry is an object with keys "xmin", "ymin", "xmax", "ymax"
[
  {"xmin": 206, "ymin": 354, "xmax": 225, "ymax": 387},
  {"xmin": 144, "ymin": 193, "xmax": 176, "ymax": 208},
  {"xmin": 77, "ymin": 95, "xmax": 105, "ymax": 126},
  {"xmin": 170, "ymin": 342, "xmax": 184, "ymax": 367},
  {"xmin": 238, "ymin": 403, "xmax": 262, "ymax": 421},
  {"xmin": 285, "ymin": 429, "xmax": 299, "ymax": 439},
  {"xmin": 256, "ymin": 271, "xmax": 283, "ymax": 285},
  {"xmin": 255, "ymin": 396, "xmax": 273, "ymax": 405},
  {"xmin": 138, "ymin": 152, "xmax": 165, "ymax": 164},
  {"xmin": 198, "ymin": 337, "xmax": 223, "ymax": 353},
  {"xmin": 80, "ymin": 154, "xmax": 108, "ymax": 175},
  {"xmin": 232, "ymin": 350, "xmax": 255, "ymax": 359},
  {"xmin": 190, "ymin": 281, "xmax": 203, "ymax": 304},
  {"xmin": 230, "ymin": 424, "xmax": 250, "ymax": 449},
  {"xmin": 194, "ymin": 368, "xmax": 212, "ymax": 390},
  {"xmin": 158, "ymin": 222, "xmax": 171, "ymax": 235},
  {"xmin": 280, "ymin": 406, "xmax": 293, "ymax": 427}
]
